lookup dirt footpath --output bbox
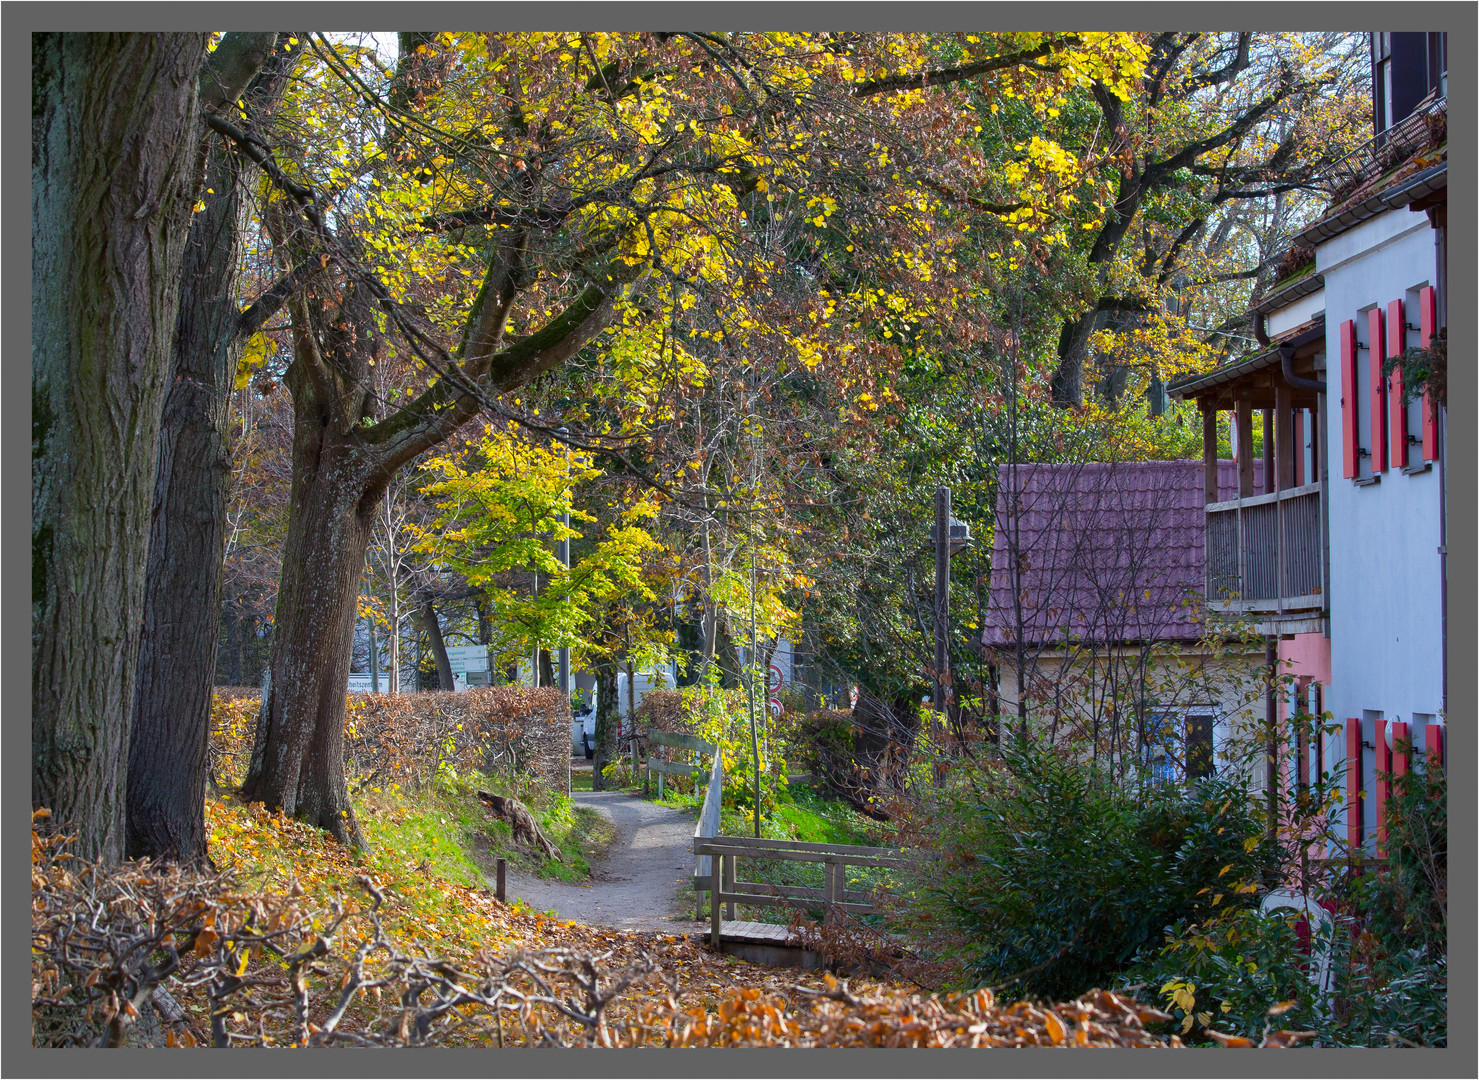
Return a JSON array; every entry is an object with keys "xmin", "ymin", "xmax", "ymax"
[{"xmin": 501, "ymin": 789, "xmax": 702, "ymax": 932}]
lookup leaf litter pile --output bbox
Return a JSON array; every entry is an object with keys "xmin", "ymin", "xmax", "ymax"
[{"xmin": 32, "ymin": 804, "xmax": 1310, "ymax": 1049}]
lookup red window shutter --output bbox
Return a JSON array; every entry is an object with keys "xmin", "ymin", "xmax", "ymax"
[
  {"xmin": 1387, "ymin": 299, "xmax": 1408, "ymax": 468},
  {"xmin": 1368, "ymin": 309, "xmax": 1387, "ymax": 473},
  {"xmin": 1341, "ymin": 320, "xmax": 1359, "ymax": 479},
  {"xmin": 1390, "ymin": 720, "xmax": 1410, "ymax": 779},
  {"xmin": 1420, "ymin": 286, "xmax": 1439, "ymax": 460},
  {"xmin": 1346, "ymin": 719, "xmax": 1363, "ymax": 850},
  {"xmin": 1425, "ymin": 721, "xmax": 1444, "ymax": 770},
  {"xmin": 1375, "ymin": 720, "xmax": 1391, "ymax": 851}
]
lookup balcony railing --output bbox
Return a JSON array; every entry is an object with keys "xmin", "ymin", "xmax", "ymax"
[
  {"xmin": 1205, "ymin": 482, "xmax": 1324, "ymax": 617},
  {"xmin": 1326, "ymin": 95, "xmax": 1446, "ymax": 203}
]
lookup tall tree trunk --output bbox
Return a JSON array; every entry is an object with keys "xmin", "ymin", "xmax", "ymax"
[
  {"xmin": 240, "ymin": 424, "xmax": 378, "ymax": 846},
  {"xmin": 713, "ymin": 616, "xmax": 743, "ymax": 689},
  {"xmin": 592, "ymin": 661, "xmax": 619, "ymax": 791},
  {"xmin": 32, "ymin": 32, "xmax": 209, "ymax": 864},
  {"xmin": 127, "ymin": 34, "xmax": 287, "ymax": 863},
  {"xmin": 418, "ymin": 600, "xmax": 454, "ymax": 690}
]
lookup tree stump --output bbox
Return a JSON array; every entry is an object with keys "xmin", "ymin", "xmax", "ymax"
[{"xmin": 476, "ymin": 791, "xmax": 562, "ymax": 862}]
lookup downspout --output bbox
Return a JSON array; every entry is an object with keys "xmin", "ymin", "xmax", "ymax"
[
  {"xmin": 1434, "ymin": 208, "xmax": 1447, "ymax": 715},
  {"xmin": 1258, "ymin": 313, "xmax": 1327, "ymax": 393},
  {"xmin": 1280, "ymin": 346, "xmax": 1326, "ymax": 394}
]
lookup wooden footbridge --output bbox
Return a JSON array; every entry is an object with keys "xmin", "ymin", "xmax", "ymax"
[
  {"xmin": 692, "ymin": 833, "xmax": 907, "ymax": 952},
  {"xmin": 642, "ymin": 727, "xmax": 905, "ymax": 960}
]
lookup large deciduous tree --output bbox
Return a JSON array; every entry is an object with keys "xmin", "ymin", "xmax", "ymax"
[
  {"xmin": 127, "ymin": 33, "xmax": 297, "ymax": 864},
  {"xmin": 109, "ymin": 30, "xmax": 1142, "ymax": 848},
  {"xmin": 1045, "ymin": 32, "xmax": 1366, "ymax": 405},
  {"xmin": 32, "ymin": 33, "xmax": 211, "ymax": 864}
]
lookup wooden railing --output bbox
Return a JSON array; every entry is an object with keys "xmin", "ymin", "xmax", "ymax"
[
  {"xmin": 640, "ymin": 729, "xmax": 724, "ymax": 918},
  {"xmin": 692, "ymin": 835, "xmax": 907, "ymax": 947},
  {"xmin": 691, "ymin": 749, "xmax": 724, "ymax": 918},
  {"xmin": 644, "ymin": 729, "xmax": 714, "ymax": 799},
  {"xmin": 1204, "ymin": 482, "xmax": 1325, "ymax": 617}
]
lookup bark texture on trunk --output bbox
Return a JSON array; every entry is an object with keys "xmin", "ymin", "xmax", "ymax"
[
  {"xmin": 419, "ymin": 600, "xmax": 454, "ymax": 690},
  {"xmin": 32, "ymin": 32, "xmax": 209, "ymax": 864},
  {"xmin": 592, "ymin": 661, "xmax": 619, "ymax": 791},
  {"xmin": 128, "ymin": 36, "xmax": 289, "ymax": 863},
  {"xmin": 240, "ymin": 423, "xmax": 377, "ymax": 845}
]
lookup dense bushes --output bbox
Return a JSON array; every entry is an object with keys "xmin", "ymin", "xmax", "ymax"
[
  {"xmin": 1128, "ymin": 753, "xmax": 1446, "ymax": 1047},
  {"xmin": 209, "ymin": 687, "xmax": 571, "ymax": 796},
  {"xmin": 899, "ymin": 737, "xmax": 1274, "ymax": 1002},
  {"xmin": 895, "ymin": 732, "xmax": 1446, "ymax": 1047}
]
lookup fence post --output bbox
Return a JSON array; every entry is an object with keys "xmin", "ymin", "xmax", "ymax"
[
  {"xmin": 722, "ymin": 851, "xmax": 735, "ymax": 920},
  {"xmin": 711, "ymin": 851, "xmax": 723, "ymax": 946},
  {"xmin": 496, "ymin": 858, "xmax": 507, "ymax": 905},
  {"xmin": 823, "ymin": 857, "xmax": 839, "ymax": 925}
]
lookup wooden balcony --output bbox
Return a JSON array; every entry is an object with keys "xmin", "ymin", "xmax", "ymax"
[{"xmin": 1205, "ymin": 481, "xmax": 1325, "ymax": 631}]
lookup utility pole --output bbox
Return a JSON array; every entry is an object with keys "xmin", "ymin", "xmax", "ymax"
[
  {"xmin": 557, "ymin": 427, "xmax": 571, "ymax": 699},
  {"xmin": 934, "ymin": 485, "xmax": 950, "ymax": 716}
]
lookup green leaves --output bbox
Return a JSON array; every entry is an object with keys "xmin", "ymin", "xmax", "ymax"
[{"xmin": 414, "ymin": 422, "xmax": 662, "ymax": 668}]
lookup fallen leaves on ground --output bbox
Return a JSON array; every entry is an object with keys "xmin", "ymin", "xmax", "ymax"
[{"xmin": 33, "ymin": 805, "xmax": 1221, "ymax": 1049}]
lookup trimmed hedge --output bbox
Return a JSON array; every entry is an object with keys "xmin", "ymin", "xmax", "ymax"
[{"xmin": 210, "ymin": 687, "xmax": 571, "ymax": 798}]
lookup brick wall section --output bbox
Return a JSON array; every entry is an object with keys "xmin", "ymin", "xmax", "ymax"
[{"xmin": 210, "ymin": 687, "xmax": 571, "ymax": 799}]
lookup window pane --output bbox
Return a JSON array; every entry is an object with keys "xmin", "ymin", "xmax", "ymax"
[{"xmin": 1186, "ymin": 714, "xmax": 1215, "ymax": 780}]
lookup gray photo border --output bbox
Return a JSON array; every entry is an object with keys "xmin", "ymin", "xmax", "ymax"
[{"xmin": 8, "ymin": 3, "xmax": 1473, "ymax": 1077}]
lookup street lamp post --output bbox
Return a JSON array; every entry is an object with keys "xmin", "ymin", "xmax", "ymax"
[{"xmin": 929, "ymin": 486, "xmax": 972, "ymax": 716}]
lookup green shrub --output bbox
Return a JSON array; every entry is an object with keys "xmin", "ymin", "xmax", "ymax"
[
  {"xmin": 915, "ymin": 736, "xmax": 1272, "ymax": 1001},
  {"xmin": 1351, "ymin": 753, "xmax": 1445, "ymax": 952},
  {"xmin": 1123, "ymin": 746, "xmax": 1446, "ymax": 1047},
  {"xmin": 1121, "ymin": 905, "xmax": 1326, "ymax": 1042},
  {"xmin": 678, "ymin": 684, "xmax": 789, "ymax": 819}
]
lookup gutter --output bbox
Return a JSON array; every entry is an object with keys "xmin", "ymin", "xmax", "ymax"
[
  {"xmin": 1296, "ymin": 162, "xmax": 1447, "ymax": 247},
  {"xmin": 1380, "ymin": 161, "xmax": 1447, "ymax": 211},
  {"xmin": 1169, "ymin": 320, "xmax": 1326, "ymax": 400},
  {"xmin": 1250, "ymin": 270, "xmax": 1324, "ymax": 318}
]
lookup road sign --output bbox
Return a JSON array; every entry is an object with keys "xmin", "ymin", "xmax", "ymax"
[
  {"xmin": 445, "ymin": 644, "xmax": 490, "ymax": 674},
  {"xmin": 768, "ymin": 664, "xmax": 783, "ymax": 692},
  {"xmin": 768, "ymin": 697, "xmax": 783, "ymax": 718}
]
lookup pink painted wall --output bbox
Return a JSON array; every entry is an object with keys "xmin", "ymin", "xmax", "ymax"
[{"xmin": 1280, "ymin": 632, "xmax": 1332, "ymax": 688}]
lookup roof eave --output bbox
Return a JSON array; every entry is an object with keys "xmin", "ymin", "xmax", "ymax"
[
  {"xmin": 1250, "ymin": 270, "xmax": 1324, "ymax": 316},
  {"xmin": 1168, "ymin": 319, "xmax": 1325, "ymax": 401},
  {"xmin": 1296, "ymin": 161, "xmax": 1448, "ymax": 247}
]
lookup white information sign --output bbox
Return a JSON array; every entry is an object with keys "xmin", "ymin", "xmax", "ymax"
[{"xmin": 445, "ymin": 644, "xmax": 491, "ymax": 675}]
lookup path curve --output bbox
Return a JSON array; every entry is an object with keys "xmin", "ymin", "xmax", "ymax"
[{"xmin": 502, "ymin": 790, "xmax": 701, "ymax": 932}]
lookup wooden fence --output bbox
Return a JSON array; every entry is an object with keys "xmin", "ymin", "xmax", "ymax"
[
  {"xmin": 692, "ymin": 835, "xmax": 908, "ymax": 948},
  {"xmin": 640, "ymin": 728, "xmax": 725, "ymax": 919},
  {"xmin": 644, "ymin": 729, "xmax": 715, "ymax": 798}
]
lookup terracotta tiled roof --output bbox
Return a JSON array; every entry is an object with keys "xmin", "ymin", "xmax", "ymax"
[{"xmin": 983, "ymin": 459, "xmax": 1262, "ymax": 648}]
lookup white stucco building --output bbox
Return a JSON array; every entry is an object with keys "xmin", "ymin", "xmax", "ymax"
[{"xmin": 1171, "ymin": 32, "xmax": 1447, "ymax": 854}]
